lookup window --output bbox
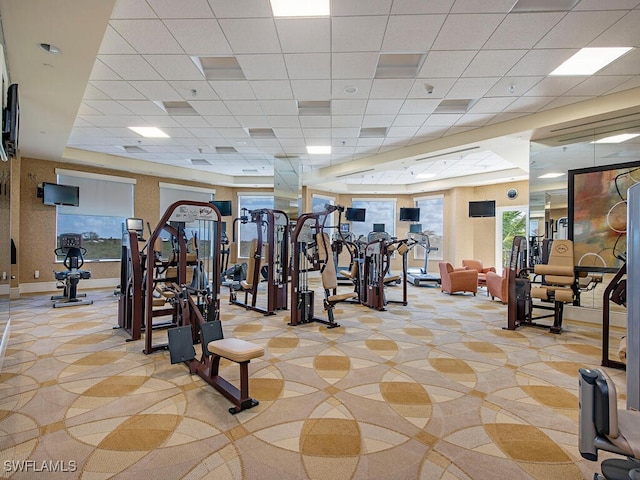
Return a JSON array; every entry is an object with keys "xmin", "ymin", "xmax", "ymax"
[
  {"xmin": 414, "ymin": 195, "xmax": 444, "ymax": 260},
  {"xmin": 350, "ymin": 199, "xmax": 396, "ymax": 240},
  {"xmin": 312, "ymin": 193, "xmax": 335, "ymax": 227},
  {"xmin": 158, "ymin": 183, "xmax": 215, "ymax": 257},
  {"xmin": 237, "ymin": 194, "xmax": 274, "ymax": 258},
  {"xmin": 56, "ymin": 170, "xmax": 135, "ymax": 260}
]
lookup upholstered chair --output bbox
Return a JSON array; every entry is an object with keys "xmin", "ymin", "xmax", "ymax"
[
  {"xmin": 461, "ymin": 259, "xmax": 496, "ymax": 288},
  {"xmin": 486, "ymin": 268, "xmax": 509, "ymax": 304},
  {"xmin": 438, "ymin": 262, "xmax": 478, "ymax": 295}
]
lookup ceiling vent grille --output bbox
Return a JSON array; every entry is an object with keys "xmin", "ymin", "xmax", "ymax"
[
  {"xmin": 248, "ymin": 128, "xmax": 276, "ymax": 139},
  {"xmin": 122, "ymin": 145, "xmax": 147, "ymax": 153},
  {"xmin": 190, "ymin": 158, "xmax": 211, "ymax": 165},
  {"xmin": 359, "ymin": 127, "xmax": 388, "ymax": 138},
  {"xmin": 215, "ymin": 146, "xmax": 238, "ymax": 154}
]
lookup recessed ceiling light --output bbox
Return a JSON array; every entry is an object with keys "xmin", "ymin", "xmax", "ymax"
[
  {"xmin": 538, "ymin": 172, "xmax": 565, "ymax": 179},
  {"xmin": 128, "ymin": 126, "xmax": 169, "ymax": 138},
  {"xmin": 39, "ymin": 43, "xmax": 61, "ymax": 54},
  {"xmin": 550, "ymin": 47, "xmax": 633, "ymax": 76},
  {"xmin": 307, "ymin": 145, "xmax": 331, "ymax": 155},
  {"xmin": 270, "ymin": 0, "xmax": 330, "ymax": 17},
  {"xmin": 344, "ymin": 86, "xmax": 358, "ymax": 94},
  {"xmin": 592, "ymin": 133, "xmax": 640, "ymax": 144},
  {"xmin": 416, "ymin": 173, "xmax": 436, "ymax": 179}
]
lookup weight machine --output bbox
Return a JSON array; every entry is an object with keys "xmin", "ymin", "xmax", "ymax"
[
  {"xmin": 143, "ymin": 200, "xmax": 222, "ymax": 355},
  {"xmin": 361, "ymin": 236, "xmax": 409, "ymax": 310},
  {"xmin": 229, "ymin": 208, "xmax": 289, "ymax": 315},
  {"xmin": 289, "ymin": 205, "xmax": 356, "ymax": 328}
]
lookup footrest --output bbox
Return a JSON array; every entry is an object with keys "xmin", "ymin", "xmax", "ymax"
[{"xmin": 207, "ymin": 338, "xmax": 264, "ymax": 363}]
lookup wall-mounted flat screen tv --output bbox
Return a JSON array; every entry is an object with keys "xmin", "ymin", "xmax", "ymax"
[
  {"xmin": 3, "ymin": 83, "xmax": 19, "ymax": 157},
  {"xmin": 43, "ymin": 182, "xmax": 79, "ymax": 207},
  {"xmin": 399, "ymin": 207, "xmax": 420, "ymax": 222},
  {"xmin": 345, "ymin": 207, "xmax": 366, "ymax": 222},
  {"xmin": 468, "ymin": 200, "xmax": 495, "ymax": 217},
  {"xmin": 373, "ymin": 223, "xmax": 385, "ymax": 232},
  {"xmin": 211, "ymin": 200, "xmax": 233, "ymax": 216}
]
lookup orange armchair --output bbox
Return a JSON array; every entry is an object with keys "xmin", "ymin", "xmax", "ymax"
[
  {"xmin": 486, "ymin": 268, "xmax": 508, "ymax": 304},
  {"xmin": 462, "ymin": 259, "xmax": 496, "ymax": 287},
  {"xmin": 438, "ymin": 262, "xmax": 478, "ymax": 296}
]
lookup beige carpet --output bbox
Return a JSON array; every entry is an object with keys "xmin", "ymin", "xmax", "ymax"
[{"xmin": 0, "ymin": 282, "xmax": 627, "ymax": 479}]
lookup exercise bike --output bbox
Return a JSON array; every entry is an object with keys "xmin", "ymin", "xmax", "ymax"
[{"xmin": 52, "ymin": 233, "xmax": 93, "ymax": 308}]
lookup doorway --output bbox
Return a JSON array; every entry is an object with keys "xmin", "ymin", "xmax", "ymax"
[{"xmin": 495, "ymin": 205, "xmax": 528, "ymax": 269}]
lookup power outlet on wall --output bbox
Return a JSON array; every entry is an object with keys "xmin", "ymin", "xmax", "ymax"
[
  {"xmin": 1, "ymin": 271, "xmax": 6, "ymax": 280},
  {"xmin": 34, "ymin": 270, "xmax": 40, "ymax": 279}
]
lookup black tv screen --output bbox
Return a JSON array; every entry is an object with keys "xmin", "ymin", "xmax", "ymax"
[
  {"xmin": 43, "ymin": 182, "xmax": 79, "ymax": 207},
  {"xmin": 373, "ymin": 223, "xmax": 385, "ymax": 232},
  {"xmin": 211, "ymin": 200, "xmax": 232, "ymax": 216},
  {"xmin": 345, "ymin": 207, "xmax": 366, "ymax": 222},
  {"xmin": 399, "ymin": 207, "xmax": 420, "ymax": 222},
  {"xmin": 469, "ymin": 200, "xmax": 495, "ymax": 217},
  {"xmin": 3, "ymin": 83, "xmax": 19, "ymax": 157}
]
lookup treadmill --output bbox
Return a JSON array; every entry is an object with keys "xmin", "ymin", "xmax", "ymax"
[{"xmin": 406, "ymin": 224, "xmax": 441, "ymax": 287}]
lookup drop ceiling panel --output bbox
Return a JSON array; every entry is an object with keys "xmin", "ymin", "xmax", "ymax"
[
  {"xmin": 83, "ymin": 100, "xmax": 136, "ymax": 115},
  {"xmin": 566, "ymin": 75, "xmax": 634, "ymax": 97},
  {"xmin": 249, "ymin": 80, "xmax": 293, "ymax": 99},
  {"xmin": 207, "ymin": 0, "xmax": 273, "ymax": 18},
  {"xmin": 146, "ymin": 0, "xmax": 214, "ymax": 18},
  {"xmin": 447, "ymin": 77, "xmax": 499, "ymax": 98},
  {"xmin": 381, "ymin": 15, "xmax": 446, "ymax": 52},
  {"xmin": 111, "ymin": 0, "xmax": 158, "ymax": 19},
  {"xmin": 290, "ymin": 80, "xmax": 331, "ymax": 99},
  {"xmin": 130, "ymin": 81, "xmax": 183, "ymax": 100},
  {"xmin": 110, "ymin": 19, "xmax": 183, "ymax": 54},
  {"xmin": 259, "ymin": 100, "xmax": 298, "ymax": 116},
  {"xmin": 189, "ymin": 101, "xmax": 232, "ymax": 116},
  {"xmin": 369, "ymin": 79, "xmax": 415, "ymax": 99},
  {"xmin": 331, "ymin": 16, "xmax": 388, "ymax": 52},
  {"xmin": 418, "ymin": 50, "xmax": 477, "ymax": 78},
  {"xmin": 90, "ymin": 80, "xmax": 148, "ymax": 100},
  {"xmin": 144, "ymin": 55, "xmax": 205, "ymax": 80},
  {"xmin": 169, "ymin": 81, "xmax": 219, "ymax": 100},
  {"xmin": 95, "ymin": 26, "xmax": 137, "ymax": 55},
  {"xmin": 431, "ymin": 14, "xmax": 505, "ymax": 50},
  {"xmin": 163, "ymin": 19, "xmax": 232, "ymax": 55},
  {"xmin": 536, "ymin": 11, "xmax": 627, "ymax": 48},
  {"xmin": 275, "ymin": 18, "xmax": 330, "ymax": 53},
  {"xmin": 331, "ymin": 52, "xmax": 379, "ymax": 79},
  {"xmin": 507, "ymin": 49, "xmax": 576, "ymax": 76},
  {"xmin": 332, "ymin": 0, "xmax": 393, "ymax": 16},
  {"xmin": 462, "ymin": 50, "xmax": 527, "ymax": 78},
  {"xmin": 483, "ymin": 12, "xmax": 564, "ymax": 49},
  {"xmin": 218, "ymin": 18, "xmax": 281, "ymax": 54},
  {"xmin": 366, "ymin": 99, "xmax": 405, "ymax": 115},
  {"xmin": 523, "ymin": 77, "xmax": 585, "ymax": 97},
  {"xmin": 284, "ymin": 54, "xmax": 331, "ymax": 79},
  {"xmin": 89, "ymin": 59, "xmax": 121, "ymax": 81},
  {"xmin": 209, "ymin": 81, "xmax": 256, "ymax": 100},
  {"xmin": 331, "ymin": 80, "xmax": 373, "ymax": 99},
  {"xmin": 98, "ymin": 54, "xmax": 161, "ymax": 80},
  {"xmin": 222, "ymin": 100, "xmax": 263, "ymax": 116}
]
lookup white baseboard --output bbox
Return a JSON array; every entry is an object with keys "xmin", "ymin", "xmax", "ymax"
[
  {"xmin": 565, "ymin": 305, "xmax": 626, "ymax": 329},
  {"xmin": 19, "ymin": 277, "xmax": 119, "ymax": 295}
]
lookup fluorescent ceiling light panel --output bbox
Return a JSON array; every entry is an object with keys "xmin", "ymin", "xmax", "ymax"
[
  {"xmin": 270, "ymin": 0, "xmax": 330, "ymax": 17},
  {"xmin": 128, "ymin": 126, "xmax": 169, "ymax": 138},
  {"xmin": 192, "ymin": 56, "xmax": 245, "ymax": 80},
  {"xmin": 248, "ymin": 128, "xmax": 276, "ymax": 139},
  {"xmin": 434, "ymin": 99, "xmax": 477, "ymax": 114},
  {"xmin": 550, "ymin": 47, "xmax": 633, "ymax": 76},
  {"xmin": 297, "ymin": 100, "xmax": 331, "ymax": 116},
  {"xmin": 416, "ymin": 173, "xmax": 436, "ymax": 179},
  {"xmin": 510, "ymin": 0, "xmax": 579, "ymax": 12},
  {"xmin": 592, "ymin": 133, "xmax": 640, "ymax": 143},
  {"xmin": 375, "ymin": 53, "xmax": 425, "ymax": 79},
  {"xmin": 359, "ymin": 127, "xmax": 388, "ymax": 138},
  {"xmin": 215, "ymin": 146, "xmax": 238, "ymax": 153},
  {"xmin": 190, "ymin": 158, "xmax": 211, "ymax": 165},
  {"xmin": 121, "ymin": 145, "xmax": 147, "ymax": 153},
  {"xmin": 160, "ymin": 101, "xmax": 197, "ymax": 115},
  {"xmin": 538, "ymin": 172, "xmax": 564, "ymax": 179},
  {"xmin": 307, "ymin": 145, "xmax": 331, "ymax": 154}
]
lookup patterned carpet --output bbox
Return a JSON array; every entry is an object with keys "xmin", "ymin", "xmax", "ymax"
[{"xmin": 0, "ymin": 280, "xmax": 627, "ymax": 479}]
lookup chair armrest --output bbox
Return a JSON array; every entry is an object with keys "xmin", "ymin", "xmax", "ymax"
[{"xmin": 483, "ymin": 267, "xmax": 496, "ymax": 274}]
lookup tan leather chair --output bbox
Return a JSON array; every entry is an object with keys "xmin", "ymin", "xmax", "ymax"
[
  {"xmin": 438, "ymin": 262, "xmax": 478, "ymax": 296},
  {"xmin": 486, "ymin": 267, "xmax": 508, "ymax": 304},
  {"xmin": 462, "ymin": 259, "xmax": 495, "ymax": 288}
]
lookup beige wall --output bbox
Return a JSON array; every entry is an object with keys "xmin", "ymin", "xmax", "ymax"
[{"xmin": 17, "ymin": 156, "xmax": 240, "ymax": 287}]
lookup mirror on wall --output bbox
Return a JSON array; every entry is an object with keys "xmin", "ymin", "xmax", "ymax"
[
  {"xmin": 0, "ymin": 163, "xmax": 10, "ymax": 369},
  {"xmin": 529, "ymin": 115, "xmax": 640, "ymax": 309}
]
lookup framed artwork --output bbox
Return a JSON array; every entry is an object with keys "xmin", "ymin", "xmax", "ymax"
[{"xmin": 568, "ymin": 160, "xmax": 640, "ymax": 272}]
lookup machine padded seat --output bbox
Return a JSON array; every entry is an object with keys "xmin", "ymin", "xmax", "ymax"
[
  {"xmin": 328, "ymin": 292, "xmax": 357, "ymax": 303},
  {"xmin": 208, "ymin": 338, "xmax": 264, "ymax": 363}
]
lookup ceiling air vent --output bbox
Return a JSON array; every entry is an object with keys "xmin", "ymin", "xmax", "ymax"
[
  {"xmin": 191, "ymin": 56, "xmax": 245, "ymax": 80},
  {"xmin": 160, "ymin": 101, "xmax": 198, "ymax": 115},
  {"xmin": 434, "ymin": 99, "xmax": 478, "ymax": 114},
  {"xmin": 248, "ymin": 128, "xmax": 276, "ymax": 139},
  {"xmin": 297, "ymin": 100, "xmax": 331, "ymax": 116},
  {"xmin": 122, "ymin": 145, "xmax": 147, "ymax": 153},
  {"xmin": 190, "ymin": 158, "xmax": 211, "ymax": 165},
  {"xmin": 359, "ymin": 127, "xmax": 388, "ymax": 138},
  {"xmin": 215, "ymin": 146, "xmax": 238, "ymax": 154}
]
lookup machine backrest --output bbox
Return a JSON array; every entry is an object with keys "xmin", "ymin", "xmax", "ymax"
[
  {"xmin": 317, "ymin": 232, "xmax": 338, "ymax": 291},
  {"xmin": 594, "ymin": 368, "xmax": 619, "ymax": 438},
  {"xmin": 534, "ymin": 239, "xmax": 575, "ymax": 285},
  {"xmin": 245, "ymin": 238, "xmax": 259, "ymax": 288}
]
